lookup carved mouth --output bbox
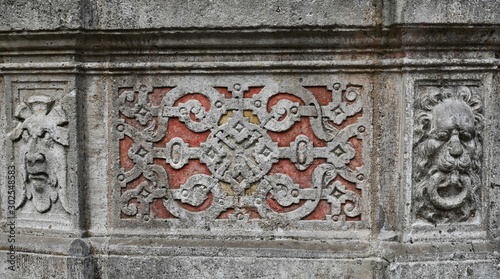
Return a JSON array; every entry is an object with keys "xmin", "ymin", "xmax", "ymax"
[
  {"xmin": 437, "ymin": 182, "xmax": 464, "ymax": 198},
  {"xmin": 27, "ymin": 172, "xmax": 49, "ymax": 181},
  {"xmin": 26, "ymin": 163, "xmax": 48, "ymax": 175},
  {"xmin": 428, "ymin": 171, "xmax": 470, "ymax": 210}
]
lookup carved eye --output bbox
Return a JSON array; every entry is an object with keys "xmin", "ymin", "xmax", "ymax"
[
  {"xmin": 22, "ymin": 130, "xmax": 30, "ymax": 141},
  {"xmin": 43, "ymin": 131, "xmax": 51, "ymax": 140},
  {"xmin": 460, "ymin": 131, "xmax": 473, "ymax": 141},
  {"xmin": 435, "ymin": 131, "xmax": 449, "ymax": 141},
  {"xmin": 41, "ymin": 131, "xmax": 53, "ymax": 146}
]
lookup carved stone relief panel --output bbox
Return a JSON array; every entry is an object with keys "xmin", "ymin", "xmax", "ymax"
[
  {"xmin": 2, "ymin": 79, "xmax": 78, "ymax": 232},
  {"xmin": 413, "ymin": 84, "xmax": 483, "ymax": 223},
  {"xmin": 407, "ymin": 78, "xmax": 489, "ymax": 240},
  {"xmin": 10, "ymin": 95, "xmax": 71, "ymax": 214},
  {"xmin": 112, "ymin": 76, "xmax": 372, "ymax": 237}
]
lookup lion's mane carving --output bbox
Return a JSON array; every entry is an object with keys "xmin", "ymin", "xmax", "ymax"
[{"xmin": 413, "ymin": 85, "xmax": 483, "ymax": 223}]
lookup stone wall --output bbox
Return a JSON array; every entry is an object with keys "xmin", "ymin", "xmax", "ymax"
[{"xmin": 0, "ymin": 1, "xmax": 499, "ymax": 278}]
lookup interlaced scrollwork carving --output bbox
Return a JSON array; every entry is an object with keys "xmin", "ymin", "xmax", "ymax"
[{"xmin": 115, "ymin": 79, "xmax": 369, "ymax": 229}]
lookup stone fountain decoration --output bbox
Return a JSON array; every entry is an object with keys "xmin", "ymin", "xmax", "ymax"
[{"xmin": 0, "ymin": 1, "xmax": 499, "ymax": 278}]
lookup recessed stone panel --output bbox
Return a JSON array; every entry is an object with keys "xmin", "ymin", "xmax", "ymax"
[
  {"xmin": 404, "ymin": 76, "xmax": 491, "ymax": 241},
  {"xmin": 112, "ymin": 75, "xmax": 372, "ymax": 238},
  {"xmin": 413, "ymin": 82, "xmax": 483, "ymax": 224},
  {"xmin": 1, "ymin": 77, "xmax": 80, "ymax": 233}
]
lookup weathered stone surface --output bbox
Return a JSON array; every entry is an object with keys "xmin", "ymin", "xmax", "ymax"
[
  {"xmin": 390, "ymin": 258, "xmax": 500, "ymax": 279},
  {"xmin": 97, "ymin": 0, "xmax": 376, "ymax": 29},
  {"xmin": 106, "ymin": 256, "xmax": 384, "ymax": 279},
  {"xmin": 0, "ymin": 0, "xmax": 376, "ymax": 31},
  {"xmin": 0, "ymin": 0, "xmax": 82, "ymax": 31},
  {"xmin": 0, "ymin": 1, "xmax": 499, "ymax": 278},
  {"xmin": 0, "ymin": 251, "xmax": 68, "ymax": 279},
  {"xmin": 387, "ymin": 0, "xmax": 500, "ymax": 25}
]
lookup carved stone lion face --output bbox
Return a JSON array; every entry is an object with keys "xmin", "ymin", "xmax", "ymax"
[
  {"xmin": 414, "ymin": 86, "xmax": 482, "ymax": 223},
  {"xmin": 9, "ymin": 96, "xmax": 69, "ymax": 213}
]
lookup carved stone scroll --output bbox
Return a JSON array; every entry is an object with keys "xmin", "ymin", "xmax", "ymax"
[
  {"xmin": 413, "ymin": 84, "xmax": 483, "ymax": 223},
  {"xmin": 114, "ymin": 78, "xmax": 371, "ymax": 232}
]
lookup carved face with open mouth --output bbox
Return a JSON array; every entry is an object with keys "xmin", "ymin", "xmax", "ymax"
[
  {"xmin": 414, "ymin": 86, "xmax": 483, "ymax": 223},
  {"xmin": 426, "ymin": 98, "xmax": 476, "ymax": 210},
  {"xmin": 9, "ymin": 95, "xmax": 69, "ymax": 213}
]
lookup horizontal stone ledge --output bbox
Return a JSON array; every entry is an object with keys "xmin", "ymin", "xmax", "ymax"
[
  {"xmin": 2, "ymin": 235, "xmax": 495, "ymax": 259},
  {"xmin": 0, "ymin": 59, "xmax": 498, "ymax": 74},
  {"xmin": 105, "ymin": 243, "xmax": 373, "ymax": 259},
  {"xmin": 105, "ymin": 227, "xmax": 372, "ymax": 242},
  {"xmin": 0, "ymin": 26, "xmax": 499, "ymax": 52},
  {"xmin": 0, "ymin": 48, "xmax": 493, "ymax": 57}
]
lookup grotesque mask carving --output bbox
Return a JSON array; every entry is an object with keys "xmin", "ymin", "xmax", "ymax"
[
  {"xmin": 9, "ymin": 95, "xmax": 70, "ymax": 214},
  {"xmin": 414, "ymin": 86, "xmax": 483, "ymax": 223}
]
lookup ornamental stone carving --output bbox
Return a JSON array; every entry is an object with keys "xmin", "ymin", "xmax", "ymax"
[
  {"xmin": 114, "ymin": 78, "xmax": 371, "ymax": 231},
  {"xmin": 8, "ymin": 95, "xmax": 71, "ymax": 214},
  {"xmin": 413, "ymin": 85, "xmax": 483, "ymax": 223}
]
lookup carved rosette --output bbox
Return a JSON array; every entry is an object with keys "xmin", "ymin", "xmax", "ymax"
[
  {"xmin": 115, "ymin": 80, "xmax": 369, "ymax": 229},
  {"xmin": 413, "ymin": 84, "xmax": 483, "ymax": 223}
]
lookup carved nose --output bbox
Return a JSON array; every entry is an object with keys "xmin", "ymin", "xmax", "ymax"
[
  {"xmin": 449, "ymin": 141, "xmax": 463, "ymax": 157},
  {"xmin": 26, "ymin": 153, "xmax": 45, "ymax": 165}
]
